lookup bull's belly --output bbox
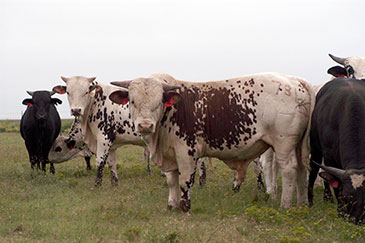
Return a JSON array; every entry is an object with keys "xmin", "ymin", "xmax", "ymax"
[{"xmin": 205, "ymin": 139, "xmax": 270, "ymax": 162}]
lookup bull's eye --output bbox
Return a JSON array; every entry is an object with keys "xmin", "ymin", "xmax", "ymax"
[
  {"xmin": 55, "ymin": 146, "xmax": 62, "ymax": 152},
  {"xmin": 346, "ymin": 66, "xmax": 354, "ymax": 76}
]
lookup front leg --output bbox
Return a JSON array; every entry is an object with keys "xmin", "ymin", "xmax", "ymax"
[
  {"xmin": 94, "ymin": 140, "xmax": 112, "ymax": 187},
  {"xmin": 106, "ymin": 150, "xmax": 118, "ymax": 186},
  {"xmin": 166, "ymin": 170, "xmax": 179, "ymax": 210},
  {"xmin": 176, "ymin": 153, "xmax": 197, "ymax": 212}
]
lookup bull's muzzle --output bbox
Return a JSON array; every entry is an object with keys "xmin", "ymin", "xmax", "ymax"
[
  {"xmin": 71, "ymin": 108, "xmax": 82, "ymax": 117},
  {"xmin": 137, "ymin": 122, "xmax": 154, "ymax": 134}
]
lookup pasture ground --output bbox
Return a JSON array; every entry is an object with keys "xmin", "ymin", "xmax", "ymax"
[{"xmin": 0, "ymin": 120, "xmax": 364, "ymax": 242}]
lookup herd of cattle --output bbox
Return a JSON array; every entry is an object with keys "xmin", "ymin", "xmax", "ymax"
[{"xmin": 19, "ymin": 54, "xmax": 365, "ymax": 224}]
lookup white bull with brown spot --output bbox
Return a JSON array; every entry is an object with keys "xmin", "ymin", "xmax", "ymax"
[{"xmin": 109, "ymin": 72, "xmax": 315, "ymax": 211}]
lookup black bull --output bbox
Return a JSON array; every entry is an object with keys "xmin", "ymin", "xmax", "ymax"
[
  {"xmin": 20, "ymin": 91, "xmax": 62, "ymax": 173},
  {"xmin": 308, "ymin": 78, "xmax": 365, "ymax": 224}
]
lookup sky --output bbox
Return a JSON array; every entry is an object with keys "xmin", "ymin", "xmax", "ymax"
[{"xmin": 1, "ymin": 0, "xmax": 364, "ymax": 119}]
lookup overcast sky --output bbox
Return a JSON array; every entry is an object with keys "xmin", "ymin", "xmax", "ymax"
[{"xmin": 1, "ymin": 0, "xmax": 364, "ymax": 119}]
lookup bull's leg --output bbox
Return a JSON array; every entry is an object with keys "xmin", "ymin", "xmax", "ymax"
[
  {"xmin": 295, "ymin": 161, "xmax": 308, "ymax": 206},
  {"xmin": 176, "ymin": 153, "xmax": 197, "ymax": 212},
  {"xmin": 276, "ymin": 150, "xmax": 297, "ymax": 208},
  {"xmin": 262, "ymin": 149, "xmax": 277, "ymax": 198},
  {"xmin": 251, "ymin": 157, "xmax": 265, "ymax": 192},
  {"xmin": 41, "ymin": 160, "xmax": 47, "ymax": 172},
  {"xmin": 94, "ymin": 141, "xmax": 111, "ymax": 187},
  {"xmin": 85, "ymin": 156, "xmax": 92, "ymax": 170},
  {"xmin": 323, "ymin": 181, "xmax": 334, "ymax": 203},
  {"xmin": 106, "ymin": 150, "xmax": 118, "ymax": 186},
  {"xmin": 198, "ymin": 158, "xmax": 207, "ymax": 187},
  {"xmin": 144, "ymin": 148, "xmax": 151, "ymax": 175},
  {"xmin": 308, "ymin": 152, "xmax": 322, "ymax": 206},
  {"xmin": 49, "ymin": 162, "xmax": 55, "ymax": 174},
  {"xmin": 166, "ymin": 170, "xmax": 179, "ymax": 210},
  {"xmin": 232, "ymin": 171, "xmax": 242, "ymax": 192}
]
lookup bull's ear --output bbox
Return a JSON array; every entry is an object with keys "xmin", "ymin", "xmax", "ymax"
[
  {"xmin": 327, "ymin": 66, "xmax": 347, "ymax": 78},
  {"xmin": 89, "ymin": 84, "xmax": 102, "ymax": 97},
  {"xmin": 319, "ymin": 172, "xmax": 339, "ymax": 188},
  {"xmin": 22, "ymin": 98, "xmax": 33, "ymax": 106},
  {"xmin": 51, "ymin": 98, "xmax": 62, "ymax": 105},
  {"xmin": 109, "ymin": 90, "xmax": 129, "ymax": 105},
  {"xmin": 53, "ymin": 85, "xmax": 67, "ymax": 94},
  {"xmin": 163, "ymin": 92, "xmax": 181, "ymax": 107}
]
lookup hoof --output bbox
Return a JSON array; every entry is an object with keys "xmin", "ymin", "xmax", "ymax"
[
  {"xmin": 199, "ymin": 177, "xmax": 206, "ymax": 187},
  {"xmin": 94, "ymin": 178, "xmax": 102, "ymax": 188},
  {"xmin": 179, "ymin": 200, "xmax": 191, "ymax": 212},
  {"xmin": 232, "ymin": 184, "xmax": 241, "ymax": 192}
]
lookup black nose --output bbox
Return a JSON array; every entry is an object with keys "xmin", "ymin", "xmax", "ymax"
[
  {"xmin": 38, "ymin": 114, "xmax": 46, "ymax": 120},
  {"xmin": 71, "ymin": 108, "xmax": 81, "ymax": 116}
]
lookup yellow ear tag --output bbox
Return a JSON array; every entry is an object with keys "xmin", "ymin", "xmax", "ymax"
[{"xmin": 90, "ymin": 89, "xmax": 96, "ymax": 97}]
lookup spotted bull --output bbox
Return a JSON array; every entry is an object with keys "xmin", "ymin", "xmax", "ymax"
[
  {"xmin": 52, "ymin": 76, "xmax": 146, "ymax": 186},
  {"xmin": 109, "ymin": 72, "xmax": 314, "ymax": 211}
]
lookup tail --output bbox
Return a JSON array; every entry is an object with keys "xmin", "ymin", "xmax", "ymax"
[{"xmin": 298, "ymin": 80, "xmax": 316, "ymax": 171}]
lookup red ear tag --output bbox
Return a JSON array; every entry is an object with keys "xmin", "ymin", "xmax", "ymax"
[
  {"xmin": 337, "ymin": 74, "xmax": 345, "ymax": 78},
  {"xmin": 120, "ymin": 98, "xmax": 129, "ymax": 105},
  {"xmin": 26, "ymin": 103, "xmax": 32, "ymax": 107},
  {"xmin": 59, "ymin": 90, "xmax": 66, "ymax": 94},
  {"xmin": 164, "ymin": 97, "xmax": 174, "ymax": 107},
  {"xmin": 69, "ymin": 146, "xmax": 73, "ymax": 150},
  {"xmin": 330, "ymin": 180, "xmax": 339, "ymax": 188}
]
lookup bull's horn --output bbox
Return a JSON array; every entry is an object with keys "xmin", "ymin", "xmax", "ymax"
[
  {"xmin": 87, "ymin": 77, "xmax": 96, "ymax": 83},
  {"xmin": 110, "ymin": 80, "xmax": 132, "ymax": 89},
  {"xmin": 49, "ymin": 91, "xmax": 56, "ymax": 96},
  {"xmin": 26, "ymin": 91, "xmax": 34, "ymax": 96},
  {"xmin": 312, "ymin": 161, "xmax": 346, "ymax": 179},
  {"xmin": 162, "ymin": 83, "xmax": 181, "ymax": 92},
  {"xmin": 329, "ymin": 54, "xmax": 347, "ymax": 65},
  {"xmin": 61, "ymin": 76, "xmax": 68, "ymax": 83}
]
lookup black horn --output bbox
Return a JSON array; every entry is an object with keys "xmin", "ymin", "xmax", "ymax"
[
  {"xmin": 312, "ymin": 161, "xmax": 346, "ymax": 179},
  {"xmin": 26, "ymin": 91, "xmax": 34, "ymax": 96},
  {"xmin": 329, "ymin": 54, "xmax": 347, "ymax": 65}
]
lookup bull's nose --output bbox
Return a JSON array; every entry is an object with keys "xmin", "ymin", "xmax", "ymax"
[
  {"xmin": 71, "ymin": 108, "xmax": 82, "ymax": 116},
  {"xmin": 137, "ymin": 122, "xmax": 154, "ymax": 134}
]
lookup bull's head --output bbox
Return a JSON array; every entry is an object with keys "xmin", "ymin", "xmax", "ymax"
[
  {"xmin": 22, "ymin": 90, "xmax": 62, "ymax": 122},
  {"xmin": 328, "ymin": 54, "xmax": 365, "ymax": 79},
  {"xmin": 108, "ymin": 78, "xmax": 181, "ymax": 135},
  {"xmin": 315, "ymin": 161, "xmax": 365, "ymax": 224},
  {"xmin": 52, "ymin": 76, "xmax": 101, "ymax": 117}
]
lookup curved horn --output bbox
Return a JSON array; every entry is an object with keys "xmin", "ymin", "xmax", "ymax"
[
  {"xmin": 313, "ymin": 161, "xmax": 346, "ymax": 179},
  {"xmin": 61, "ymin": 76, "xmax": 69, "ymax": 83},
  {"xmin": 26, "ymin": 91, "xmax": 34, "ymax": 96},
  {"xmin": 162, "ymin": 83, "xmax": 181, "ymax": 92},
  {"xmin": 110, "ymin": 80, "xmax": 132, "ymax": 89},
  {"xmin": 329, "ymin": 54, "xmax": 347, "ymax": 65},
  {"xmin": 49, "ymin": 91, "xmax": 56, "ymax": 96},
  {"xmin": 87, "ymin": 77, "xmax": 96, "ymax": 83}
]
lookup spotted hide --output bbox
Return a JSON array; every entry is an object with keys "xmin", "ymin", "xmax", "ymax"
[
  {"xmin": 52, "ymin": 76, "xmax": 146, "ymax": 186},
  {"xmin": 109, "ymin": 72, "xmax": 315, "ymax": 211}
]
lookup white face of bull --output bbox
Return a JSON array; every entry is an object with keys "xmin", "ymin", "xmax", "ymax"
[
  {"xmin": 328, "ymin": 54, "xmax": 365, "ymax": 79},
  {"xmin": 108, "ymin": 78, "xmax": 181, "ymax": 135},
  {"xmin": 52, "ymin": 76, "xmax": 97, "ymax": 117}
]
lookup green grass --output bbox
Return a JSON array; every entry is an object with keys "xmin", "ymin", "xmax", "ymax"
[
  {"xmin": 0, "ymin": 119, "xmax": 74, "ymax": 133},
  {"xmin": 0, "ymin": 130, "xmax": 365, "ymax": 242}
]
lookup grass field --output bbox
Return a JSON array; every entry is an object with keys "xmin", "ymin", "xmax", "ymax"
[{"xmin": 1, "ymin": 124, "xmax": 365, "ymax": 242}]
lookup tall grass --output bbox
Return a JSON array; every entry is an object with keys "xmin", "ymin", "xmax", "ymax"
[{"xmin": 0, "ymin": 132, "xmax": 364, "ymax": 242}]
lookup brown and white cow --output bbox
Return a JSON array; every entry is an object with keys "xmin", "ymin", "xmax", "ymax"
[
  {"xmin": 52, "ymin": 76, "xmax": 146, "ymax": 186},
  {"xmin": 109, "ymin": 72, "xmax": 315, "ymax": 211}
]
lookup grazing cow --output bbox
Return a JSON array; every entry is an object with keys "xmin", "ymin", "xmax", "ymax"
[
  {"xmin": 327, "ymin": 54, "xmax": 365, "ymax": 79},
  {"xmin": 20, "ymin": 90, "xmax": 62, "ymax": 173},
  {"xmin": 49, "ymin": 118, "xmax": 93, "ymax": 170},
  {"xmin": 308, "ymin": 78, "xmax": 365, "ymax": 224},
  {"xmin": 109, "ymin": 72, "xmax": 314, "ymax": 211},
  {"xmin": 52, "ymin": 76, "xmax": 147, "ymax": 186}
]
